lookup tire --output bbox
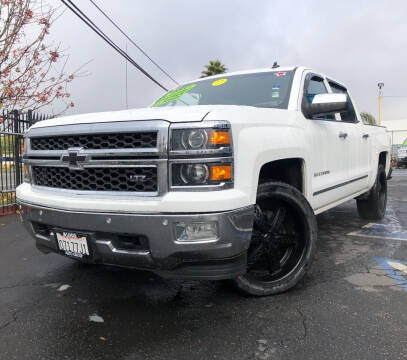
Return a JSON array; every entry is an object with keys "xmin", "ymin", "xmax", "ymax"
[
  {"xmin": 232, "ymin": 182, "xmax": 317, "ymax": 296},
  {"xmin": 356, "ymin": 164, "xmax": 387, "ymax": 220}
]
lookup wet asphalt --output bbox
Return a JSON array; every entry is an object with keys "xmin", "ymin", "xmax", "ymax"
[{"xmin": 0, "ymin": 170, "xmax": 406, "ymax": 360}]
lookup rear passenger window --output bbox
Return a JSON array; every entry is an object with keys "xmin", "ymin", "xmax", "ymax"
[{"xmin": 328, "ymin": 82, "xmax": 357, "ymax": 122}]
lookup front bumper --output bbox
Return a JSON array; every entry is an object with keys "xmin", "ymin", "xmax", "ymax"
[{"xmin": 19, "ymin": 202, "xmax": 254, "ymax": 280}]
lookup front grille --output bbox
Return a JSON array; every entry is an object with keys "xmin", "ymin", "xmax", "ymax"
[
  {"xmin": 32, "ymin": 166, "xmax": 157, "ymax": 192},
  {"xmin": 30, "ymin": 132, "xmax": 157, "ymax": 151}
]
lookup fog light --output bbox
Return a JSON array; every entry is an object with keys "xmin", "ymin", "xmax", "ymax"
[{"xmin": 174, "ymin": 221, "xmax": 218, "ymax": 243}]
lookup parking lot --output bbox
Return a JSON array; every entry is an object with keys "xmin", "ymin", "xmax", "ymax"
[{"xmin": 0, "ymin": 170, "xmax": 406, "ymax": 360}]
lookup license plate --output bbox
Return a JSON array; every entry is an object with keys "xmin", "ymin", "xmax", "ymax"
[{"xmin": 56, "ymin": 232, "xmax": 89, "ymax": 258}]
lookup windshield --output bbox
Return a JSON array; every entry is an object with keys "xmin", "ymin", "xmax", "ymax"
[{"xmin": 152, "ymin": 71, "xmax": 294, "ymax": 109}]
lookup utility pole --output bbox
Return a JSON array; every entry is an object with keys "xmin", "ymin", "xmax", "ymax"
[{"xmin": 378, "ymin": 82, "xmax": 384, "ymax": 126}]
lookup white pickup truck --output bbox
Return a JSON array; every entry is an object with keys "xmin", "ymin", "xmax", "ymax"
[{"xmin": 17, "ymin": 66, "xmax": 391, "ymax": 296}]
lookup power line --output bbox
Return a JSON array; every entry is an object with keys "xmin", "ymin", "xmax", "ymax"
[
  {"xmin": 125, "ymin": 40, "xmax": 128, "ymax": 109},
  {"xmin": 60, "ymin": 0, "xmax": 168, "ymax": 91},
  {"xmin": 61, "ymin": 0, "xmax": 168, "ymax": 91},
  {"xmin": 89, "ymin": 0, "xmax": 179, "ymax": 86}
]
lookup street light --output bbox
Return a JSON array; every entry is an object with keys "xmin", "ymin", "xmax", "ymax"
[{"xmin": 378, "ymin": 82, "xmax": 384, "ymax": 126}]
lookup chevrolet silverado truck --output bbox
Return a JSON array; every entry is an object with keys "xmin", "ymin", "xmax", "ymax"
[{"xmin": 17, "ymin": 66, "xmax": 391, "ymax": 296}]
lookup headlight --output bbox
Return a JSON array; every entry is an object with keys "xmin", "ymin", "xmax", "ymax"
[
  {"xmin": 180, "ymin": 164, "xmax": 209, "ymax": 184},
  {"xmin": 170, "ymin": 121, "xmax": 232, "ymax": 153},
  {"xmin": 169, "ymin": 121, "xmax": 233, "ymax": 190},
  {"xmin": 171, "ymin": 162, "xmax": 232, "ymax": 187},
  {"xmin": 181, "ymin": 129, "xmax": 208, "ymax": 149}
]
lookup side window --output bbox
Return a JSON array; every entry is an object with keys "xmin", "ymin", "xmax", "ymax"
[
  {"xmin": 328, "ymin": 82, "xmax": 357, "ymax": 122},
  {"xmin": 306, "ymin": 76, "xmax": 327, "ymax": 103},
  {"xmin": 305, "ymin": 76, "xmax": 334, "ymax": 120}
]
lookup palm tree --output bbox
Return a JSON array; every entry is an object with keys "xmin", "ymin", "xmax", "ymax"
[
  {"xmin": 360, "ymin": 112, "xmax": 377, "ymax": 125},
  {"xmin": 201, "ymin": 60, "xmax": 228, "ymax": 78}
]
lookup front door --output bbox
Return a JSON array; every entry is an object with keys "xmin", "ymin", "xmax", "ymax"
[{"xmin": 301, "ymin": 74, "xmax": 353, "ymax": 210}]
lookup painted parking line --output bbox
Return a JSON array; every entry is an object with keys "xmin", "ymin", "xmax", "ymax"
[
  {"xmin": 374, "ymin": 257, "xmax": 407, "ymax": 292},
  {"xmin": 387, "ymin": 261, "xmax": 407, "ymax": 275},
  {"xmin": 348, "ymin": 223, "xmax": 407, "ymax": 241}
]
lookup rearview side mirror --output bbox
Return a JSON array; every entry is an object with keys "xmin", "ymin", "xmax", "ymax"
[{"xmin": 303, "ymin": 93, "xmax": 348, "ymax": 118}]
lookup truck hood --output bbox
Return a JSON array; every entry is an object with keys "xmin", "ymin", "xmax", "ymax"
[{"xmin": 31, "ymin": 105, "xmax": 236, "ymax": 129}]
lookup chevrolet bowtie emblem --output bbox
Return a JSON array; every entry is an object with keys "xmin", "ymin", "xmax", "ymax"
[{"xmin": 61, "ymin": 147, "xmax": 87, "ymax": 170}]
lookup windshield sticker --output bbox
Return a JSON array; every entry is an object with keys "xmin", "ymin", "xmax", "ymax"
[
  {"xmin": 212, "ymin": 78, "xmax": 228, "ymax": 87},
  {"xmin": 152, "ymin": 84, "xmax": 196, "ymax": 106},
  {"xmin": 275, "ymin": 72, "xmax": 286, "ymax": 77},
  {"xmin": 272, "ymin": 84, "xmax": 280, "ymax": 89},
  {"xmin": 403, "ymin": 138, "xmax": 407, "ymax": 146},
  {"xmin": 272, "ymin": 91, "xmax": 280, "ymax": 98}
]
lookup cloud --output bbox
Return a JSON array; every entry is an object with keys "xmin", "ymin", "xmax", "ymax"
[{"xmin": 46, "ymin": 0, "xmax": 407, "ymax": 120}]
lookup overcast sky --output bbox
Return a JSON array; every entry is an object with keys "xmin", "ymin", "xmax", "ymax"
[{"xmin": 46, "ymin": 0, "xmax": 407, "ymax": 121}]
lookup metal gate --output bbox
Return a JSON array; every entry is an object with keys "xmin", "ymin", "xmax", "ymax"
[{"xmin": 0, "ymin": 110, "xmax": 53, "ymax": 216}]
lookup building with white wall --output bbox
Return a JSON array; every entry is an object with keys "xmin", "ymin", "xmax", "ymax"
[{"xmin": 383, "ymin": 119, "xmax": 407, "ymax": 154}]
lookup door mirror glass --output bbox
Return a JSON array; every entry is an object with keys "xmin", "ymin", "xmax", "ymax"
[{"xmin": 303, "ymin": 93, "xmax": 347, "ymax": 118}]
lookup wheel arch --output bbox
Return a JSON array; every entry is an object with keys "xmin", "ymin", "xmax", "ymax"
[
  {"xmin": 378, "ymin": 151, "xmax": 387, "ymax": 166},
  {"xmin": 378, "ymin": 151, "xmax": 390, "ymax": 175},
  {"xmin": 257, "ymin": 158, "xmax": 307, "ymax": 196}
]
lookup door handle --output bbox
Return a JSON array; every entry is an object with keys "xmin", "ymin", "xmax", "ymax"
[
  {"xmin": 362, "ymin": 133, "xmax": 369, "ymax": 139},
  {"xmin": 338, "ymin": 132, "xmax": 348, "ymax": 139}
]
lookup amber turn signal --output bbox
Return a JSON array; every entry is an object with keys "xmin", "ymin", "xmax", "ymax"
[
  {"xmin": 209, "ymin": 131, "xmax": 230, "ymax": 145},
  {"xmin": 209, "ymin": 165, "xmax": 232, "ymax": 181}
]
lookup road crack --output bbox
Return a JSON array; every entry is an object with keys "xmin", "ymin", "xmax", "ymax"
[
  {"xmin": 296, "ymin": 308, "xmax": 308, "ymax": 341},
  {"xmin": 0, "ymin": 295, "xmax": 48, "ymax": 332}
]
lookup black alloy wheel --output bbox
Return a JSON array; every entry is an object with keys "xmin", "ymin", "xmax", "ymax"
[{"xmin": 233, "ymin": 182, "xmax": 317, "ymax": 296}]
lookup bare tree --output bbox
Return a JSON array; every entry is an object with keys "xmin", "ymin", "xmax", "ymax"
[{"xmin": 0, "ymin": 0, "xmax": 87, "ymax": 114}]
